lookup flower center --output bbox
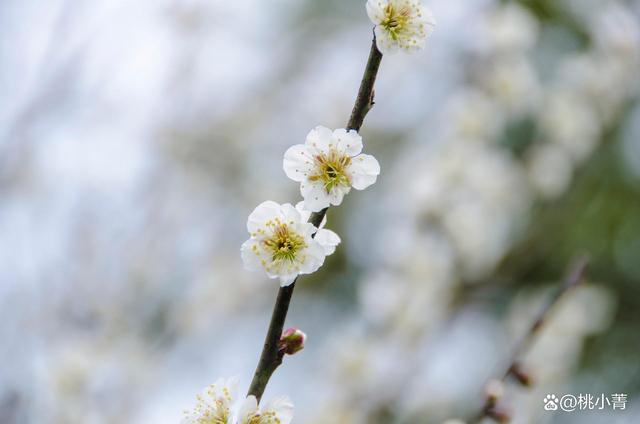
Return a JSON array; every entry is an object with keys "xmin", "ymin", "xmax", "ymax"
[
  {"xmin": 309, "ymin": 149, "xmax": 352, "ymax": 193},
  {"xmin": 245, "ymin": 413, "xmax": 260, "ymax": 424},
  {"xmin": 196, "ymin": 401, "xmax": 229, "ymax": 424},
  {"xmin": 382, "ymin": 4, "xmax": 411, "ymax": 39},
  {"xmin": 245, "ymin": 410, "xmax": 279, "ymax": 424},
  {"xmin": 263, "ymin": 223, "xmax": 307, "ymax": 263}
]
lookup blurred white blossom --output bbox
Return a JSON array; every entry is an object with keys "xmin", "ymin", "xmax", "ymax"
[
  {"xmin": 481, "ymin": 55, "xmax": 541, "ymax": 117},
  {"xmin": 539, "ymin": 89, "xmax": 601, "ymax": 163},
  {"xmin": 481, "ymin": 3, "xmax": 539, "ymax": 53},
  {"xmin": 506, "ymin": 284, "xmax": 616, "ymax": 422},
  {"xmin": 526, "ymin": 142, "xmax": 574, "ymax": 200}
]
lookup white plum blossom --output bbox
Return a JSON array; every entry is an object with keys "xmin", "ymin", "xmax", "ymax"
[
  {"xmin": 183, "ymin": 379, "xmax": 294, "ymax": 424},
  {"xmin": 241, "ymin": 201, "xmax": 340, "ymax": 286},
  {"xmin": 525, "ymin": 142, "xmax": 574, "ymax": 200},
  {"xmin": 442, "ymin": 89, "xmax": 504, "ymax": 140},
  {"xmin": 283, "ymin": 126, "xmax": 380, "ymax": 212},
  {"xmin": 482, "ymin": 55, "xmax": 541, "ymax": 116},
  {"xmin": 182, "ymin": 377, "xmax": 238, "ymax": 424},
  {"xmin": 592, "ymin": 2, "xmax": 640, "ymax": 56},
  {"xmin": 539, "ymin": 89, "xmax": 601, "ymax": 162},
  {"xmin": 482, "ymin": 3, "xmax": 539, "ymax": 53},
  {"xmin": 237, "ymin": 395, "xmax": 294, "ymax": 424},
  {"xmin": 366, "ymin": 0, "xmax": 436, "ymax": 54}
]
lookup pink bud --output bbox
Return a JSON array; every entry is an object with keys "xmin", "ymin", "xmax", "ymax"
[{"xmin": 279, "ymin": 327, "xmax": 306, "ymax": 355}]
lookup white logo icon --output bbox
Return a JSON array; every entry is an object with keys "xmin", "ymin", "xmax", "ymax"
[{"xmin": 544, "ymin": 394, "xmax": 559, "ymax": 411}]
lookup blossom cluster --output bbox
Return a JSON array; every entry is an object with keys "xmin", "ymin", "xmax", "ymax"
[
  {"xmin": 240, "ymin": 0, "xmax": 436, "ymax": 287},
  {"xmin": 186, "ymin": 1, "xmax": 435, "ymax": 421},
  {"xmin": 5, "ymin": 0, "xmax": 637, "ymax": 421},
  {"xmin": 240, "ymin": 126, "xmax": 379, "ymax": 286}
]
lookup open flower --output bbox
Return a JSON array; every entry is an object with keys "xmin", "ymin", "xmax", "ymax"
[
  {"xmin": 241, "ymin": 201, "xmax": 340, "ymax": 286},
  {"xmin": 237, "ymin": 395, "xmax": 294, "ymax": 424},
  {"xmin": 183, "ymin": 379, "xmax": 294, "ymax": 424},
  {"xmin": 294, "ymin": 201, "xmax": 341, "ymax": 255},
  {"xmin": 366, "ymin": 0, "xmax": 436, "ymax": 54},
  {"xmin": 283, "ymin": 126, "xmax": 380, "ymax": 212},
  {"xmin": 182, "ymin": 377, "xmax": 238, "ymax": 424}
]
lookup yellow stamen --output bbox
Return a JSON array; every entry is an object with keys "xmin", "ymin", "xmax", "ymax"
[{"xmin": 308, "ymin": 149, "xmax": 352, "ymax": 193}]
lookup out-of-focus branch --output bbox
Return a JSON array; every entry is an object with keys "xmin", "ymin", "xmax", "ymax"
[
  {"xmin": 473, "ymin": 255, "xmax": 590, "ymax": 423},
  {"xmin": 246, "ymin": 37, "xmax": 383, "ymax": 403}
]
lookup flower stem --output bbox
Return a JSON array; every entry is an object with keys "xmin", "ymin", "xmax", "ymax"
[
  {"xmin": 246, "ymin": 37, "xmax": 383, "ymax": 403},
  {"xmin": 347, "ymin": 36, "xmax": 383, "ymax": 132}
]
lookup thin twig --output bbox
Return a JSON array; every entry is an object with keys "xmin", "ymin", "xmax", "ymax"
[
  {"xmin": 473, "ymin": 255, "xmax": 590, "ymax": 422},
  {"xmin": 247, "ymin": 37, "xmax": 383, "ymax": 402}
]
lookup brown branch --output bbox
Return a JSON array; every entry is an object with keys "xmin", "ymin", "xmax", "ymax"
[
  {"xmin": 246, "ymin": 37, "xmax": 383, "ymax": 402},
  {"xmin": 473, "ymin": 255, "xmax": 590, "ymax": 423},
  {"xmin": 347, "ymin": 37, "xmax": 383, "ymax": 131}
]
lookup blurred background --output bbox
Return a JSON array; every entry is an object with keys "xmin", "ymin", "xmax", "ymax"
[{"xmin": 1, "ymin": 0, "xmax": 639, "ymax": 423}]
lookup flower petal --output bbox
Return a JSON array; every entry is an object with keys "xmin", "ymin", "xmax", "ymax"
[
  {"xmin": 279, "ymin": 273, "xmax": 298, "ymax": 287},
  {"xmin": 221, "ymin": 377, "xmax": 239, "ymax": 401},
  {"xmin": 283, "ymin": 144, "xmax": 314, "ymax": 182},
  {"xmin": 298, "ymin": 242, "xmax": 326, "ymax": 274},
  {"xmin": 315, "ymin": 229, "xmax": 341, "ymax": 255},
  {"xmin": 334, "ymin": 128, "xmax": 363, "ymax": 156},
  {"xmin": 295, "ymin": 221, "xmax": 318, "ymax": 239},
  {"xmin": 294, "ymin": 201, "xmax": 311, "ymax": 221},
  {"xmin": 327, "ymin": 184, "xmax": 350, "ymax": 207},
  {"xmin": 349, "ymin": 154, "xmax": 381, "ymax": 190},
  {"xmin": 366, "ymin": 0, "xmax": 386, "ymax": 25},
  {"xmin": 295, "ymin": 201, "xmax": 327, "ymax": 229},
  {"xmin": 375, "ymin": 25, "xmax": 398, "ymax": 54},
  {"xmin": 247, "ymin": 201, "xmax": 282, "ymax": 233},
  {"xmin": 304, "ymin": 125, "xmax": 334, "ymax": 153},
  {"xmin": 240, "ymin": 239, "xmax": 266, "ymax": 271},
  {"xmin": 280, "ymin": 203, "xmax": 302, "ymax": 223},
  {"xmin": 263, "ymin": 396, "xmax": 294, "ymax": 424},
  {"xmin": 420, "ymin": 8, "xmax": 437, "ymax": 37},
  {"xmin": 237, "ymin": 395, "xmax": 258, "ymax": 424},
  {"xmin": 300, "ymin": 181, "xmax": 331, "ymax": 212}
]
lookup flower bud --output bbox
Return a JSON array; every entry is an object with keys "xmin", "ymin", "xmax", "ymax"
[
  {"xmin": 485, "ymin": 379, "xmax": 505, "ymax": 404},
  {"xmin": 279, "ymin": 328, "xmax": 306, "ymax": 355},
  {"xmin": 509, "ymin": 362, "xmax": 534, "ymax": 387}
]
